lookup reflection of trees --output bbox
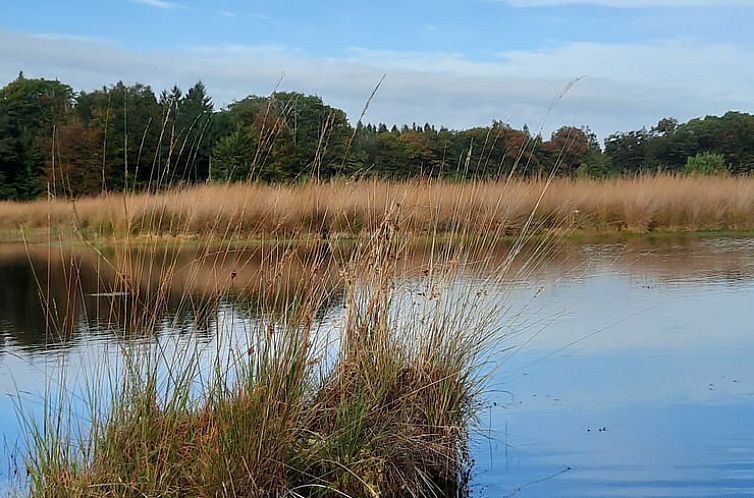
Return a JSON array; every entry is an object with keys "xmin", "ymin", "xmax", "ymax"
[
  {"xmin": 1, "ymin": 247, "xmax": 128, "ymax": 350},
  {"xmin": 0, "ymin": 238, "xmax": 548, "ymax": 352},
  {"xmin": 0, "ymin": 256, "xmax": 45, "ymax": 347},
  {"xmin": 0, "ymin": 243, "xmax": 350, "ymax": 352},
  {"xmin": 2, "ymin": 236, "xmax": 751, "ymax": 353},
  {"xmin": 576, "ymin": 237, "xmax": 754, "ymax": 285}
]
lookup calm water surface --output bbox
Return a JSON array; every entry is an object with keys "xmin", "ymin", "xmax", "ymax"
[{"xmin": 1, "ymin": 237, "xmax": 753, "ymax": 497}]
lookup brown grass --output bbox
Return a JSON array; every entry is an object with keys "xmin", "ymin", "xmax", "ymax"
[
  {"xmin": 16, "ymin": 174, "xmax": 754, "ymax": 498},
  {"xmin": 2, "ymin": 175, "xmax": 754, "ymax": 241},
  {"xmin": 20, "ymin": 205, "xmax": 501, "ymax": 498}
]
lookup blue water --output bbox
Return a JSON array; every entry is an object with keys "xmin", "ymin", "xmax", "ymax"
[
  {"xmin": 473, "ymin": 240, "xmax": 754, "ymax": 497},
  {"xmin": 1, "ymin": 238, "xmax": 754, "ymax": 496}
]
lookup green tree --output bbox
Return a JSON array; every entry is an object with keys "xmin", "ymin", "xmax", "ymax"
[
  {"xmin": 77, "ymin": 82, "xmax": 163, "ymax": 192},
  {"xmin": 214, "ymin": 92, "xmax": 352, "ymax": 181},
  {"xmin": 0, "ymin": 74, "xmax": 73, "ymax": 199},
  {"xmin": 365, "ymin": 132, "xmax": 412, "ymax": 178},
  {"xmin": 576, "ymin": 149, "xmax": 613, "ymax": 178},
  {"xmin": 210, "ymin": 129, "xmax": 257, "ymax": 182},
  {"xmin": 684, "ymin": 152, "xmax": 727, "ymax": 176},
  {"xmin": 604, "ymin": 130, "xmax": 650, "ymax": 175},
  {"xmin": 175, "ymin": 82, "xmax": 215, "ymax": 182}
]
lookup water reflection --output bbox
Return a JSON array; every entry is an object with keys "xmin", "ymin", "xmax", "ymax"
[
  {"xmin": 0, "ymin": 242, "xmax": 349, "ymax": 351},
  {"xmin": 470, "ymin": 238, "xmax": 754, "ymax": 497},
  {"xmin": 3, "ymin": 237, "xmax": 754, "ymax": 353},
  {"xmin": 0, "ymin": 238, "xmax": 553, "ymax": 352},
  {"xmin": 1, "ymin": 236, "xmax": 754, "ymax": 496}
]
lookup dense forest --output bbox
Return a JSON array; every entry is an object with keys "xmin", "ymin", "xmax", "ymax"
[{"xmin": 1, "ymin": 73, "xmax": 752, "ymax": 200}]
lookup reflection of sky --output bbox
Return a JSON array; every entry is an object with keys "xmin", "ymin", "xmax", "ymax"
[
  {"xmin": 2, "ymin": 239, "xmax": 754, "ymax": 496},
  {"xmin": 474, "ymin": 264, "xmax": 754, "ymax": 497},
  {"xmin": 0, "ymin": 304, "xmax": 346, "ymax": 494},
  {"xmin": 474, "ymin": 403, "xmax": 754, "ymax": 497}
]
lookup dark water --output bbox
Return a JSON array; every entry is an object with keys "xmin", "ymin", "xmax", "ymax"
[{"xmin": 1, "ymin": 238, "xmax": 754, "ymax": 496}]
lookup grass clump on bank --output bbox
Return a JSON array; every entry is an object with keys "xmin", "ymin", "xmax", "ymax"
[{"xmin": 19, "ymin": 198, "xmax": 521, "ymax": 498}]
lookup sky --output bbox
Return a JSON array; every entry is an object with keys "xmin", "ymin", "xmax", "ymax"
[{"xmin": 1, "ymin": 0, "xmax": 753, "ymax": 138}]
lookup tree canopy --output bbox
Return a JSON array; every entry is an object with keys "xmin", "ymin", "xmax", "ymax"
[{"xmin": 0, "ymin": 74, "xmax": 751, "ymax": 200}]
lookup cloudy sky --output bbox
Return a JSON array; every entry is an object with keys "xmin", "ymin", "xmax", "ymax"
[{"xmin": 2, "ymin": 0, "xmax": 752, "ymax": 138}]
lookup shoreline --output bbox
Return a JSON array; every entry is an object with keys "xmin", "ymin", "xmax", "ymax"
[
  {"xmin": 4, "ymin": 226, "xmax": 754, "ymax": 247},
  {"xmin": 0, "ymin": 176, "xmax": 753, "ymax": 246}
]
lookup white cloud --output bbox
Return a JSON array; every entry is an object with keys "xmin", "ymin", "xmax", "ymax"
[
  {"xmin": 131, "ymin": 0, "xmax": 184, "ymax": 10},
  {"xmin": 505, "ymin": 0, "xmax": 754, "ymax": 6},
  {"xmin": 31, "ymin": 33, "xmax": 113, "ymax": 44},
  {"xmin": 0, "ymin": 30, "xmax": 752, "ymax": 139}
]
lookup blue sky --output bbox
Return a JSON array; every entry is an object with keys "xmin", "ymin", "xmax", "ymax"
[{"xmin": 2, "ymin": 1, "xmax": 753, "ymax": 138}]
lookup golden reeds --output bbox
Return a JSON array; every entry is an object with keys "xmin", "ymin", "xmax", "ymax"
[
  {"xmin": 2, "ymin": 175, "xmax": 753, "ymax": 241},
  {"xmin": 18, "ymin": 193, "xmax": 524, "ymax": 497},
  {"xmin": 17, "ymin": 173, "xmax": 754, "ymax": 497}
]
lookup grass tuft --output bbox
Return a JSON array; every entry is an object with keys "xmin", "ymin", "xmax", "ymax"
[{"xmin": 17, "ymin": 190, "xmax": 536, "ymax": 498}]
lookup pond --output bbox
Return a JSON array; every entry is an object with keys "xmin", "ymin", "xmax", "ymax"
[{"xmin": 1, "ymin": 237, "xmax": 753, "ymax": 497}]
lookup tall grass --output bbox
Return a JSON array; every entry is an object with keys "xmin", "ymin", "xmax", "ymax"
[
  {"xmin": 19, "ymin": 89, "xmax": 749, "ymax": 495},
  {"xmin": 2, "ymin": 175, "xmax": 754, "ymax": 242},
  {"xmin": 15, "ymin": 171, "xmax": 754, "ymax": 496},
  {"xmin": 13, "ymin": 83, "xmax": 721, "ymax": 496},
  {"xmin": 13, "ymin": 170, "xmax": 563, "ymax": 498}
]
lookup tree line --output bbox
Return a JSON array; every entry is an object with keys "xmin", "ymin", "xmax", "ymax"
[{"xmin": 1, "ymin": 73, "xmax": 752, "ymax": 200}]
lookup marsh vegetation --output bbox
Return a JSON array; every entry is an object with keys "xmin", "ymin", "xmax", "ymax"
[
  {"xmin": 3, "ymin": 73, "xmax": 754, "ymax": 498},
  {"xmin": 2, "ymin": 175, "xmax": 754, "ymax": 243},
  {"xmin": 10, "ymin": 181, "xmax": 563, "ymax": 498}
]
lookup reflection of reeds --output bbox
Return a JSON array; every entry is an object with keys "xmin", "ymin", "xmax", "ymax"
[
  {"xmin": 7, "ymin": 232, "xmax": 752, "ymax": 355},
  {"xmin": 2, "ymin": 175, "xmax": 754, "ymax": 240}
]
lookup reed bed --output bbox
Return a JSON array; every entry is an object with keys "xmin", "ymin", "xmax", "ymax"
[
  {"xmin": 13, "ymin": 171, "xmax": 754, "ymax": 497},
  {"xmin": 2, "ymin": 175, "xmax": 754, "ymax": 241}
]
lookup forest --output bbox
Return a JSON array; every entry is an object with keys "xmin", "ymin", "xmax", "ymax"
[{"xmin": 1, "ymin": 72, "xmax": 753, "ymax": 200}]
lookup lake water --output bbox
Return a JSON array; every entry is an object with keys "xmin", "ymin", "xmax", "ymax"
[{"xmin": 1, "ymin": 237, "xmax": 753, "ymax": 497}]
